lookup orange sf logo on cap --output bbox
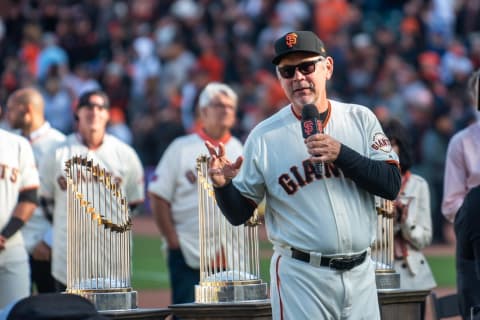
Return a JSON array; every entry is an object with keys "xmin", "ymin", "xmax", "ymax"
[{"xmin": 285, "ymin": 33, "xmax": 298, "ymax": 48}]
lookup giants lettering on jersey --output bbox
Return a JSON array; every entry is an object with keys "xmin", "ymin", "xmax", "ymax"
[
  {"xmin": 0, "ymin": 163, "xmax": 19, "ymax": 183},
  {"xmin": 278, "ymin": 159, "xmax": 343, "ymax": 195},
  {"xmin": 371, "ymin": 132, "xmax": 392, "ymax": 152}
]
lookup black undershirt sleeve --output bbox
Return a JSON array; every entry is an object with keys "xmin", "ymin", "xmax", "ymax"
[
  {"xmin": 1, "ymin": 217, "xmax": 24, "ymax": 238},
  {"xmin": 214, "ymin": 183, "xmax": 256, "ymax": 226},
  {"xmin": 1, "ymin": 189, "xmax": 38, "ymax": 238},
  {"xmin": 214, "ymin": 144, "xmax": 400, "ymax": 224},
  {"xmin": 334, "ymin": 144, "xmax": 401, "ymax": 200},
  {"xmin": 18, "ymin": 188, "xmax": 39, "ymax": 205}
]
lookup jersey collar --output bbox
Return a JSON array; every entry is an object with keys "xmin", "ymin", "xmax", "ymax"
[
  {"xmin": 291, "ymin": 101, "xmax": 332, "ymax": 128},
  {"xmin": 28, "ymin": 122, "xmax": 51, "ymax": 143},
  {"xmin": 196, "ymin": 128, "xmax": 231, "ymax": 147},
  {"xmin": 75, "ymin": 132, "xmax": 105, "ymax": 150}
]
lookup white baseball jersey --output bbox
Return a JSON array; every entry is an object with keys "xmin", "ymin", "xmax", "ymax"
[
  {"xmin": 0, "ymin": 128, "xmax": 39, "ymax": 261},
  {"xmin": 148, "ymin": 131, "xmax": 243, "ymax": 269},
  {"xmin": 39, "ymin": 133, "xmax": 145, "ymax": 284},
  {"xmin": 234, "ymin": 100, "xmax": 398, "ymax": 319},
  {"xmin": 234, "ymin": 100, "xmax": 398, "ymax": 254},
  {"xmin": 21, "ymin": 122, "xmax": 66, "ymax": 253},
  {"xmin": 0, "ymin": 128, "xmax": 39, "ymax": 309}
]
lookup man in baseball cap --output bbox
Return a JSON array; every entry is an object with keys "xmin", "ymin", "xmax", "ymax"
[
  {"xmin": 38, "ymin": 89, "xmax": 144, "ymax": 292},
  {"xmin": 205, "ymin": 29, "xmax": 400, "ymax": 320}
]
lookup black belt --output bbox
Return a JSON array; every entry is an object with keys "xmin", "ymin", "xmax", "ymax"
[{"xmin": 290, "ymin": 248, "xmax": 367, "ymax": 270}]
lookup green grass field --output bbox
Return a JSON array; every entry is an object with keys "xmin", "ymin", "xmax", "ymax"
[{"xmin": 132, "ymin": 235, "xmax": 456, "ymax": 290}]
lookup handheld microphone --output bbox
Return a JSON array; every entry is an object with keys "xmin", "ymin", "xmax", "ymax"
[{"xmin": 301, "ymin": 104, "xmax": 324, "ymax": 176}]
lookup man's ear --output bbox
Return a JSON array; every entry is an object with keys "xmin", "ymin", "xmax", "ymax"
[{"xmin": 325, "ymin": 57, "xmax": 334, "ymax": 80}]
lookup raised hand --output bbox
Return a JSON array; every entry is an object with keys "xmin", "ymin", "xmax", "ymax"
[{"xmin": 205, "ymin": 141, "xmax": 243, "ymax": 187}]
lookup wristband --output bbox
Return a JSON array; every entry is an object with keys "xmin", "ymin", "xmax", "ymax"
[{"xmin": 1, "ymin": 217, "xmax": 25, "ymax": 239}]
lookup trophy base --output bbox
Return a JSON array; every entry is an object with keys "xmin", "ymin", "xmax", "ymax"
[
  {"xmin": 67, "ymin": 289, "xmax": 137, "ymax": 311},
  {"xmin": 195, "ymin": 281, "xmax": 268, "ymax": 303},
  {"xmin": 375, "ymin": 270, "xmax": 400, "ymax": 290}
]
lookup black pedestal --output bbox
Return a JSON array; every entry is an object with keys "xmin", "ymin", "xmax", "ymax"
[
  {"xmin": 100, "ymin": 308, "xmax": 171, "ymax": 319},
  {"xmin": 169, "ymin": 301, "xmax": 272, "ymax": 320}
]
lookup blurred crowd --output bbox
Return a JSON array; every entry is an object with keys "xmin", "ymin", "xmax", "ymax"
[{"xmin": 0, "ymin": 0, "xmax": 479, "ymax": 243}]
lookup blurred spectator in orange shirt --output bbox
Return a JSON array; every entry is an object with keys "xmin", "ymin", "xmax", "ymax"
[{"xmin": 314, "ymin": 0, "xmax": 351, "ymax": 44}]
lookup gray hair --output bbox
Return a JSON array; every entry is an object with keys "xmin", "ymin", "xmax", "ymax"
[
  {"xmin": 468, "ymin": 69, "xmax": 480, "ymax": 106},
  {"xmin": 198, "ymin": 82, "xmax": 238, "ymax": 109}
]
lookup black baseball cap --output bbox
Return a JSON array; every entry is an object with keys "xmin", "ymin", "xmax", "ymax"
[
  {"xmin": 76, "ymin": 90, "xmax": 110, "ymax": 111},
  {"xmin": 7, "ymin": 293, "xmax": 108, "ymax": 320},
  {"xmin": 272, "ymin": 31, "xmax": 327, "ymax": 65}
]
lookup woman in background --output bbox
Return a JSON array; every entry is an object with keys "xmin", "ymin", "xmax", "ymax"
[{"xmin": 383, "ymin": 119, "xmax": 437, "ymax": 294}]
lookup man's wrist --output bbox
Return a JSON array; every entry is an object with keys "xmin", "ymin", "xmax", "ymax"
[
  {"xmin": 213, "ymin": 180, "xmax": 232, "ymax": 189},
  {"xmin": 1, "ymin": 217, "xmax": 25, "ymax": 239}
]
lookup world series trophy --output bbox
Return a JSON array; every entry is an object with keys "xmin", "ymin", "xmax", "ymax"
[
  {"xmin": 64, "ymin": 156, "xmax": 137, "ymax": 311},
  {"xmin": 373, "ymin": 197, "xmax": 400, "ymax": 290},
  {"xmin": 194, "ymin": 155, "xmax": 268, "ymax": 303}
]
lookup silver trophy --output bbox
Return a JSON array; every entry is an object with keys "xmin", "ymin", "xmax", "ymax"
[
  {"xmin": 64, "ymin": 156, "xmax": 137, "ymax": 310},
  {"xmin": 194, "ymin": 156, "xmax": 268, "ymax": 303},
  {"xmin": 373, "ymin": 197, "xmax": 400, "ymax": 289}
]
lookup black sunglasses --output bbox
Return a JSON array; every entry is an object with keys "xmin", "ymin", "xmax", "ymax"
[
  {"xmin": 82, "ymin": 101, "xmax": 107, "ymax": 109},
  {"xmin": 277, "ymin": 58, "xmax": 325, "ymax": 79}
]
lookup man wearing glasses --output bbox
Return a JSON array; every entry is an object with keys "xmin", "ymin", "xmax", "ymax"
[
  {"xmin": 38, "ymin": 90, "xmax": 145, "ymax": 291},
  {"xmin": 148, "ymin": 82, "xmax": 243, "ymax": 306},
  {"xmin": 205, "ymin": 31, "xmax": 401, "ymax": 319}
]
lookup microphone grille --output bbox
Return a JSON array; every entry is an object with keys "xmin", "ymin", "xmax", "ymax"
[{"xmin": 301, "ymin": 104, "xmax": 319, "ymax": 119}]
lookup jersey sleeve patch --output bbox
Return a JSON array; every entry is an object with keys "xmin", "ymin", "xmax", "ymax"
[{"xmin": 370, "ymin": 132, "xmax": 392, "ymax": 153}]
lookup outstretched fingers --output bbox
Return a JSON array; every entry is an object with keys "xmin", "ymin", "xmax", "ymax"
[
  {"xmin": 232, "ymin": 156, "xmax": 244, "ymax": 170},
  {"xmin": 205, "ymin": 141, "xmax": 219, "ymax": 158}
]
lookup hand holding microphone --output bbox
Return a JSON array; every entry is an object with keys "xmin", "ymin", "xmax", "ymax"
[
  {"xmin": 301, "ymin": 104, "xmax": 342, "ymax": 175},
  {"xmin": 301, "ymin": 104, "xmax": 324, "ymax": 176}
]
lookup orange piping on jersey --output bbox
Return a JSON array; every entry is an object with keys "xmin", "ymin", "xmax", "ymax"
[
  {"xmin": 275, "ymin": 255, "xmax": 284, "ymax": 320},
  {"xmin": 290, "ymin": 101, "xmax": 332, "ymax": 129},
  {"xmin": 386, "ymin": 159, "xmax": 400, "ymax": 168},
  {"xmin": 196, "ymin": 128, "xmax": 231, "ymax": 147},
  {"xmin": 322, "ymin": 101, "xmax": 332, "ymax": 128},
  {"xmin": 290, "ymin": 104, "xmax": 301, "ymax": 120}
]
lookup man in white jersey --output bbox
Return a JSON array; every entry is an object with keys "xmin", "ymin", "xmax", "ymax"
[
  {"xmin": 205, "ymin": 31, "xmax": 401, "ymax": 319},
  {"xmin": 6, "ymin": 88, "xmax": 66, "ymax": 293},
  {"xmin": 38, "ymin": 89, "xmax": 145, "ymax": 291},
  {"xmin": 0, "ymin": 106, "xmax": 39, "ymax": 308},
  {"xmin": 148, "ymin": 82, "xmax": 243, "ymax": 304}
]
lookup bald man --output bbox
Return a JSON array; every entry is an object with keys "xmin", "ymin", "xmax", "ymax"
[{"xmin": 6, "ymin": 88, "xmax": 66, "ymax": 293}]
